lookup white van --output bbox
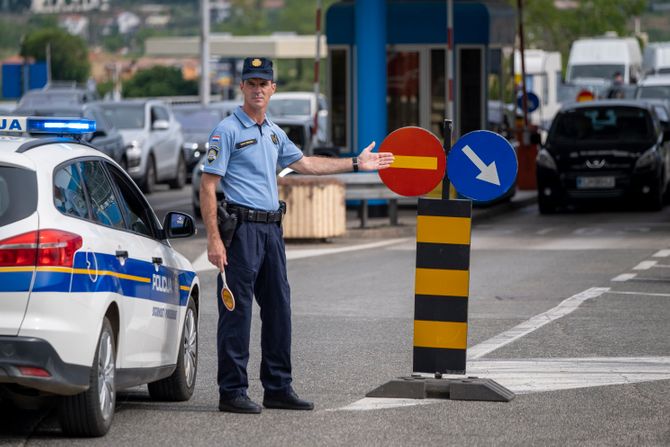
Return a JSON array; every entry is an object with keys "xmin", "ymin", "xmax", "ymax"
[
  {"xmin": 514, "ymin": 49, "xmax": 562, "ymax": 129},
  {"xmin": 566, "ymin": 37, "xmax": 642, "ymax": 85},
  {"xmin": 643, "ymin": 42, "xmax": 670, "ymax": 76}
]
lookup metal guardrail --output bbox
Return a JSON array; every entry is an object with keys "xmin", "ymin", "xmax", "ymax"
[{"xmin": 326, "ymin": 173, "xmax": 407, "ymax": 228}]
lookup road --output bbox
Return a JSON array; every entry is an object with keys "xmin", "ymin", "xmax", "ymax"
[{"xmin": 2, "ymin": 185, "xmax": 669, "ymax": 446}]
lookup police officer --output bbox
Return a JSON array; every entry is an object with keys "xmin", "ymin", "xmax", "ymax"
[{"xmin": 200, "ymin": 57, "xmax": 394, "ymax": 414}]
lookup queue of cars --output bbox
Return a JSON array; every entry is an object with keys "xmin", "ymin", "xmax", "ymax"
[
  {"xmin": 0, "ymin": 116, "xmax": 200, "ymax": 436},
  {"xmin": 537, "ymin": 99, "xmax": 670, "ymax": 213}
]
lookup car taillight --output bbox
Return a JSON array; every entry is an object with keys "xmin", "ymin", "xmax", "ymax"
[{"xmin": 0, "ymin": 230, "xmax": 82, "ymax": 268}]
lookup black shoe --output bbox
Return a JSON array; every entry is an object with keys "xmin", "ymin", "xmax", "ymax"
[
  {"xmin": 219, "ymin": 395, "xmax": 262, "ymax": 414},
  {"xmin": 263, "ymin": 390, "xmax": 314, "ymax": 411}
]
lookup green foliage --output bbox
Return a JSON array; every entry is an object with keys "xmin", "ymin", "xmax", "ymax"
[
  {"xmin": 519, "ymin": 0, "xmax": 648, "ymax": 69},
  {"xmin": 96, "ymin": 80, "xmax": 115, "ymax": 98},
  {"xmin": 122, "ymin": 65, "xmax": 198, "ymax": 97},
  {"xmin": 20, "ymin": 28, "xmax": 90, "ymax": 83}
]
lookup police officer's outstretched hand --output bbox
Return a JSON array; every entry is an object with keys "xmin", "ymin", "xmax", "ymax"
[{"xmin": 358, "ymin": 141, "xmax": 395, "ymax": 171}]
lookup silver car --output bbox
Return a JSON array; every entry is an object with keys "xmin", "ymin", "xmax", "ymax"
[{"xmin": 99, "ymin": 100, "xmax": 186, "ymax": 193}]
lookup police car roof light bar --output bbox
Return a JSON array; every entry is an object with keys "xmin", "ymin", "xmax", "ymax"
[{"xmin": 0, "ymin": 116, "xmax": 96, "ymax": 135}]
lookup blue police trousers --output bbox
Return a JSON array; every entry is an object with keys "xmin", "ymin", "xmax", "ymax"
[{"xmin": 216, "ymin": 220, "xmax": 292, "ymax": 399}]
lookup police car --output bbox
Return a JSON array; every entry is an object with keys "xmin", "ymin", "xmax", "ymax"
[{"xmin": 0, "ymin": 116, "xmax": 200, "ymax": 437}]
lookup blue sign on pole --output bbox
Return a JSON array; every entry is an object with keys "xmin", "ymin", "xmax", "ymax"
[
  {"xmin": 447, "ymin": 130, "xmax": 518, "ymax": 202},
  {"xmin": 517, "ymin": 91, "xmax": 540, "ymax": 113}
]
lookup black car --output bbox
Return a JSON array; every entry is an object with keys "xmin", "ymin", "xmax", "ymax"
[
  {"xmin": 537, "ymin": 100, "xmax": 670, "ymax": 213},
  {"xmin": 13, "ymin": 103, "xmax": 127, "ymax": 169}
]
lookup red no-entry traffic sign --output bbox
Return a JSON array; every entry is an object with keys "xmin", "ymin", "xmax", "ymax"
[{"xmin": 378, "ymin": 127, "xmax": 446, "ymax": 196}]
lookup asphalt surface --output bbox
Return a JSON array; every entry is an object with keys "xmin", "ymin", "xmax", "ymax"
[{"xmin": 3, "ymin": 187, "xmax": 670, "ymax": 446}]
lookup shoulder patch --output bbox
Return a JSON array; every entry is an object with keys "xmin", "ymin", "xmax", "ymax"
[
  {"xmin": 211, "ymin": 134, "xmax": 221, "ymax": 143},
  {"xmin": 235, "ymin": 138, "xmax": 257, "ymax": 149},
  {"xmin": 271, "ymin": 133, "xmax": 279, "ymax": 145},
  {"xmin": 207, "ymin": 147, "xmax": 219, "ymax": 163}
]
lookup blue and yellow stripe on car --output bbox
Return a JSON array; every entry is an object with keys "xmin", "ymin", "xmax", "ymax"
[{"xmin": 0, "ymin": 251, "xmax": 196, "ymax": 306}]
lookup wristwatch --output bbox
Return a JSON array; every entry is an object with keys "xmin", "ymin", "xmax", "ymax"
[{"xmin": 352, "ymin": 156, "xmax": 359, "ymax": 172}]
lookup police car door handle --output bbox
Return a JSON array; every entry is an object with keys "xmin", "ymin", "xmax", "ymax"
[
  {"xmin": 152, "ymin": 257, "xmax": 163, "ymax": 265},
  {"xmin": 115, "ymin": 250, "xmax": 128, "ymax": 259}
]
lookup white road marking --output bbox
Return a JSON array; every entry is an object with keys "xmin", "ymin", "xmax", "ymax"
[
  {"xmin": 192, "ymin": 238, "xmax": 410, "ymax": 272},
  {"xmin": 337, "ymin": 398, "xmax": 442, "ymax": 411},
  {"xmin": 650, "ymin": 263, "xmax": 670, "ymax": 268},
  {"xmin": 535, "ymin": 228, "xmax": 557, "ymax": 235},
  {"xmin": 608, "ymin": 290, "xmax": 670, "ymax": 298},
  {"xmin": 340, "ymin": 357, "xmax": 670, "ymax": 410},
  {"xmin": 653, "ymin": 249, "xmax": 670, "ymax": 258},
  {"xmin": 633, "ymin": 260, "xmax": 657, "ymax": 270},
  {"xmin": 285, "ymin": 238, "xmax": 409, "ymax": 261},
  {"xmin": 465, "ymin": 357, "xmax": 670, "ymax": 395},
  {"xmin": 467, "ymin": 287, "xmax": 610, "ymax": 360},
  {"xmin": 612, "ymin": 273, "xmax": 636, "ymax": 282}
]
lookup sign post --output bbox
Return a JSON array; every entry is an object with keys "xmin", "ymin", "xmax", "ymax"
[{"xmin": 370, "ymin": 125, "xmax": 516, "ymax": 403}]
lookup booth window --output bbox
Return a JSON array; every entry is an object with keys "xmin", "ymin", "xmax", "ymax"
[
  {"xmin": 387, "ymin": 50, "xmax": 419, "ymax": 132},
  {"xmin": 329, "ymin": 48, "xmax": 348, "ymax": 148},
  {"xmin": 430, "ymin": 49, "xmax": 446, "ymax": 138}
]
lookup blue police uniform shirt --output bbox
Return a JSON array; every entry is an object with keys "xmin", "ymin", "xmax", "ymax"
[{"xmin": 204, "ymin": 106, "xmax": 304, "ymax": 211}]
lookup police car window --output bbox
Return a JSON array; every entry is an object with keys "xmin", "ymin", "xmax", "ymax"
[
  {"xmin": 106, "ymin": 163, "xmax": 158, "ymax": 239},
  {"xmin": 80, "ymin": 161, "xmax": 126, "ymax": 230},
  {"xmin": 53, "ymin": 163, "xmax": 89, "ymax": 219},
  {"xmin": 0, "ymin": 166, "xmax": 37, "ymax": 227}
]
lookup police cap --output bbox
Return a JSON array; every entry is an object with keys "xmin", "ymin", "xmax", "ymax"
[{"xmin": 242, "ymin": 57, "xmax": 274, "ymax": 81}]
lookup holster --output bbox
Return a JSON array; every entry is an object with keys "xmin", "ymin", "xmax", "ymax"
[{"xmin": 217, "ymin": 200, "xmax": 238, "ymax": 248}]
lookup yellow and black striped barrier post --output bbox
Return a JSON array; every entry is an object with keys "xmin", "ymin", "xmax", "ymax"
[
  {"xmin": 413, "ymin": 197, "xmax": 470, "ymax": 374},
  {"xmin": 366, "ymin": 119, "xmax": 514, "ymax": 402}
]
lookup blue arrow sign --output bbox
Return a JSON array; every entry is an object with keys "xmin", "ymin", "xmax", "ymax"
[
  {"xmin": 447, "ymin": 130, "xmax": 518, "ymax": 202},
  {"xmin": 517, "ymin": 91, "xmax": 540, "ymax": 113}
]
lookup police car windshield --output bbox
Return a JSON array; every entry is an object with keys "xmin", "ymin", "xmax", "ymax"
[{"xmin": 100, "ymin": 104, "xmax": 145, "ymax": 129}]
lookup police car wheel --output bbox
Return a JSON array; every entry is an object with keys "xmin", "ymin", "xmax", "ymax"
[
  {"xmin": 168, "ymin": 154, "xmax": 186, "ymax": 190},
  {"xmin": 148, "ymin": 297, "xmax": 198, "ymax": 401},
  {"xmin": 59, "ymin": 318, "xmax": 116, "ymax": 437}
]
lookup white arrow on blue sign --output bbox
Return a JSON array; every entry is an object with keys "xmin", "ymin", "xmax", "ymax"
[
  {"xmin": 447, "ymin": 130, "xmax": 518, "ymax": 202},
  {"xmin": 517, "ymin": 91, "xmax": 540, "ymax": 113}
]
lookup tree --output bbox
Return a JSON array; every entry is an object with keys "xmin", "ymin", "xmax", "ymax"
[
  {"xmin": 20, "ymin": 28, "xmax": 90, "ymax": 83},
  {"xmin": 122, "ymin": 66, "xmax": 198, "ymax": 97},
  {"xmin": 519, "ymin": 0, "xmax": 648, "ymax": 69}
]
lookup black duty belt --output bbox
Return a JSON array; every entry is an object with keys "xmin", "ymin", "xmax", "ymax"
[{"xmin": 228, "ymin": 205, "xmax": 283, "ymax": 223}]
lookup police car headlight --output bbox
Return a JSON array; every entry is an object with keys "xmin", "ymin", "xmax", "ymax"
[
  {"xmin": 537, "ymin": 149, "xmax": 557, "ymax": 171},
  {"xmin": 634, "ymin": 147, "xmax": 658, "ymax": 171},
  {"xmin": 182, "ymin": 142, "xmax": 199, "ymax": 151}
]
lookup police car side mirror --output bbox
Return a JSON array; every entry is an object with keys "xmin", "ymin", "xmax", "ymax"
[{"xmin": 163, "ymin": 212, "xmax": 196, "ymax": 239}]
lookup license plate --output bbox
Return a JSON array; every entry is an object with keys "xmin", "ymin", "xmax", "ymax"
[{"xmin": 576, "ymin": 176, "xmax": 615, "ymax": 189}]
